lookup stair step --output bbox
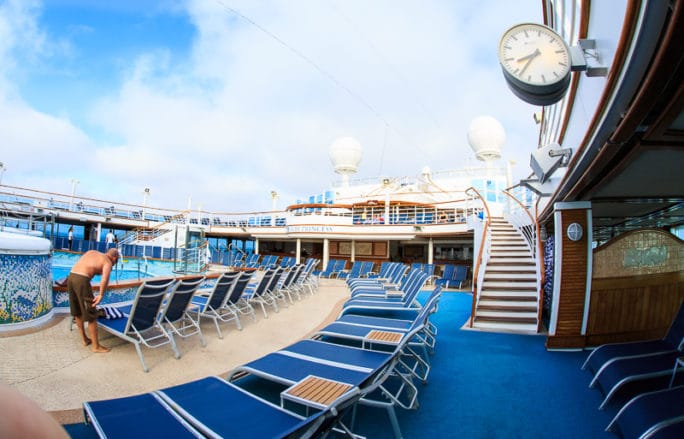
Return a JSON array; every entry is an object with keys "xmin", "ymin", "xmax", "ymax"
[
  {"xmin": 490, "ymin": 252, "xmax": 532, "ymax": 258},
  {"xmin": 491, "ymin": 245, "xmax": 527, "ymax": 250},
  {"xmin": 483, "ymin": 279, "xmax": 537, "ymax": 286},
  {"xmin": 470, "ymin": 320, "xmax": 539, "ymax": 333},
  {"xmin": 474, "ymin": 310, "xmax": 538, "ymax": 320},
  {"xmin": 484, "ymin": 273, "xmax": 537, "ymax": 280},
  {"xmin": 486, "ymin": 266, "xmax": 536, "ymax": 273},
  {"xmin": 488, "ymin": 259, "xmax": 536, "ymax": 265},
  {"xmin": 478, "ymin": 300, "xmax": 537, "ymax": 310},
  {"xmin": 480, "ymin": 289, "xmax": 538, "ymax": 298}
]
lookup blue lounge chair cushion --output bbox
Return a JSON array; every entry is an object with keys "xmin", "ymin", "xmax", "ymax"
[
  {"xmin": 84, "ymin": 392, "xmax": 201, "ymax": 438},
  {"xmin": 237, "ymin": 352, "xmax": 373, "ymax": 386},
  {"xmin": 158, "ymin": 377, "xmax": 320, "ymax": 438},
  {"xmin": 610, "ymin": 385, "xmax": 684, "ymax": 438}
]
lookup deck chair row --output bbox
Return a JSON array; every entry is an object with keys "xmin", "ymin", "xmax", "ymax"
[
  {"xmin": 227, "ymin": 285, "xmax": 444, "ymax": 438},
  {"xmin": 581, "ymin": 300, "xmax": 684, "ymax": 437},
  {"xmin": 98, "ymin": 260, "xmax": 321, "ymax": 373},
  {"xmin": 83, "ymin": 276, "xmax": 442, "ymax": 438}
]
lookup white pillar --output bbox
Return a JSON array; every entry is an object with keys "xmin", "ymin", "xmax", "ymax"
[
  {"xmin": 323, "ymin": 238, "xmax": 330, "ymax": 270},
  {"xmin": 428, "ymin": 237, "xmax": 434, "ymax": 264},
  {"xmin": 351, "ymin": 240, "xmax": 356, "ymax": 262},
  {"xmin": 254, "ymin": 238, "xmax": 260, "ymax": 255},
  {"xmin": 296, "ymin": 238, "xmax": 301, "ymax": 264}
]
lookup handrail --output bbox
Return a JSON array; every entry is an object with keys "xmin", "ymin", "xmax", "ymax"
[
  {"xmin": 502, "ymin": 187, "xmax": 546, "ymax": 333},
  {"xmin": 465, "ymin": 186, "xmax": 492, "ymax": 328},
  {"xmin": 534, "ymin": 197, "xmax": 545, "ymax": 332},
  {"xmin": 501, "ymin": 190, "xmax": 537, "ymax": 256}
]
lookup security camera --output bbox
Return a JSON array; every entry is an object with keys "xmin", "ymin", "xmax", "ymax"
[{"xmin": 530, "ymin": 143, "xmax": 572, "ymax": 184}]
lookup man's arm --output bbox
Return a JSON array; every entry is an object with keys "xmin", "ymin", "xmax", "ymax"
[{"xmin": 93, "ymin": 261, "xmax": 112, "ymax": 306}]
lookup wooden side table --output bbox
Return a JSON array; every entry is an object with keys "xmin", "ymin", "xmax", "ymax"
[
  {"xmin": 281, "ymin": 375, "xmax": 354, "ymax": 411},
  {"xmin": 363, "ymin": 329, "xmax": 403, "ymax": 349}
]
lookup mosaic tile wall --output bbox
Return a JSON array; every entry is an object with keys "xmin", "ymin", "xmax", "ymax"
[
  {"xmin": 0, "ymin": 254, "xmax": 53, "ymax": 324},
  {"xmin": 593, "ymin": 229, "xmax": 684, "ymax": 278}
]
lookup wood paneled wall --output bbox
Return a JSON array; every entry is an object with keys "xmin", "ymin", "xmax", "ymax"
[
  {"xmin": 584, "ymin": 228, "xmax": 684, "ymax": 346},
  {"xmin": 546, "ymin": 208, "xmax": 590, "ymax": 349}
]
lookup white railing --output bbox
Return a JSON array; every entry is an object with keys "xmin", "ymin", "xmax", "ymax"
[
  {"xmin": 502, "ymin": 186, "xmax": 544, "ymax": 331},
  {"xmin": 465, "ymin": 187, "xmax": 492, "ymax": 326}
]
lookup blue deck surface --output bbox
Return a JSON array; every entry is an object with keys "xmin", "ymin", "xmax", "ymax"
[{"xmin": 66, "ymin": 292, "xmax": 616, "ymax": 438}]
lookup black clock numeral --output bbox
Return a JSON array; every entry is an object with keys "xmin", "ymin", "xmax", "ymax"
[{"xmin": 541, "ymin": 74, "xmax": 546, "ymax": 83}]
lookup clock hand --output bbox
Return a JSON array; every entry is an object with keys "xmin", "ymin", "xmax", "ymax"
[
  {"xmin": 516, "ymin": 48, "xmax": 541, "ymax": 63},
  {"xmin": 518, "ymin": 49, "xmax": 541, "ymax": 77}
]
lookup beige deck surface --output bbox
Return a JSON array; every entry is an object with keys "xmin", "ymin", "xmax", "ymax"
[{"xmin": 0, "ymin": 278, "xmax": 349, "ymax": 425}]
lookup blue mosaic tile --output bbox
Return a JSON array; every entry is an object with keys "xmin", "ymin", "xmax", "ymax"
[{"xmin": 0, "ymin": 254, "xmax": 53, "ymax": 323}]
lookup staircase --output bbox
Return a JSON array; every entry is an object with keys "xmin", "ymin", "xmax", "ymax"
[{"xmin": 472, "ymin": 217, "xmax": 540, "ymax": 333}]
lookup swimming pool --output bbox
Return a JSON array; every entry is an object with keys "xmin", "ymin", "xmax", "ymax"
[
  {"xmin": 52, "ymin": 251, "xmax": 178, "ymax": 283},
  {"xmin": 52, "ymin": 266, "xmax": 156, "ymax": 283}
]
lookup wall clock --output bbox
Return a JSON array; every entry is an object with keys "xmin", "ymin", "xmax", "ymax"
[{"xmin": 498, "ymin": 23, "xmax": 572, "ymax": 106}]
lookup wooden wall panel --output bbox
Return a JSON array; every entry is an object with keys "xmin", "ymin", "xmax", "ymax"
[
  {"xmin": 553, "ymin": 209, "xmax": 589, "ymax": 339},
  {"xmin": 585, "ymin": 271, "xmax": 684, "ymax": 346}
]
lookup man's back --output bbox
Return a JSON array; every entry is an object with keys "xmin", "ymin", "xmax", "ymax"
[{"xmin": 70, "ymin": 251, "xmax": 110, "ymax": 278}]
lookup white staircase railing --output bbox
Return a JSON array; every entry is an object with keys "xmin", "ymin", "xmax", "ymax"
[
  {"xmin": 502, "ymin": 186, "xmax": 544, "ymax": 331},
  {"xmin": 465, "ymin": 187, "xmax": 493, "ymax": 328}
]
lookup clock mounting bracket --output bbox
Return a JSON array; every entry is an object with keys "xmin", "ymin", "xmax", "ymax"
[{"xmin": 570, "ymin": 39, "xmax": 608, "ymax": 77}]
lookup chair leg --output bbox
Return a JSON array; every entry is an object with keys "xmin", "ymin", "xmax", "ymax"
[
  {"xmin": 213, "ymin": 317, "xmax": 223, "ymax": 340},
  {"xmin": 134, "ymin": 342, "xmax": 149, "ymax": 373}
]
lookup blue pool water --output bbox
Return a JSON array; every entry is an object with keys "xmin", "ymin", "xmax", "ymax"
[
  {"xmin": 52, "ymin": 251, "xmax": 177, "ymax": 283},
  {"xmin": 52, "ymin": 266, "xmax": 155, "ymax": 283}
]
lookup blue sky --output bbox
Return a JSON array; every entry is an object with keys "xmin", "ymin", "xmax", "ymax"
[{"xmin": 0, "ymin": 0, "xmax": 541, "ymax": 212}]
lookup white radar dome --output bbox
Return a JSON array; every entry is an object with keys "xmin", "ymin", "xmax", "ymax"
[
  {"xmin": 467, "ymin": 116, "xmax": 505, "ymax": 162},
  {"xmin": 329, "ymin": 137, "xmax": 363, "ymax": 176}
]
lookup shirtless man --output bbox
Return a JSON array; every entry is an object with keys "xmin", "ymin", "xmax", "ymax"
[{"xmin": 67, "ymin": 248, "xmax": 119, "ymax": 353}]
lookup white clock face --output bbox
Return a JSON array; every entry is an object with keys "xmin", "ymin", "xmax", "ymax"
[{"xmin": 498, "ymin": 23, "xmax": 571, "ymax": 87}]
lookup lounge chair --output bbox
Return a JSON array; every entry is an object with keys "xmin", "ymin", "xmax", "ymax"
[
  {"xmin": 244, "ymin": 267, "xmax": 280, "ymax": 318},
  {"xmin": 275, "ymin": 264, "xmax": 304, "ymax": 303},
  {"xmin": 337, "ymin": 261, "xmax": 363, "ymax": 280},
  {"xmin": 83, "ymin": 376, "xmax": 360, "ymax": 438},
  {"xmin": 225, "ymin": 271, "xmax": 257, "ymax": 324},
  {"xmin": 606, "ymin": 384, "xmax": 684, "ymax": 438},
  {"xmin": 434, "ymin": 264, "xmax": 455, "ymax": 288},
  {"xmin": 157, "ymin": 276, "xmax": 207, "ymax": 354},
  {"xmin": 228, "ymin": 330, "xmax": 423, "ymax": 439},
  {"xmin": 192, "ymin": 272, "xmax": 241, "ymax": 338},
  {"xmin": 349, "ymin": 268, "xmax": 423, "ymax": 299},
  {"xmin": 313, "ymin": 286, "xmax": 443, "ymax": 382},
  {"xmin": 347, "ymin": 263, "xmax": 408, "ymax": 292},
  {"xmin": 340, "ymin": 272, "xmax": 429, "ymax": 316},
  {"xmin": 293, "ymin": 258, "xmax": 320, "ymax": 296},
  {"xmin": 592, "ymin": 349, "xmax": 684, "ymax": 409},
  {"xmin": 97, "ymin": 278, "xmax": 177, "ymax": 372},
  {"xmin": 325, "ymin": 259, "xmax": 348, "ymax": 278},
  {"xmin": 583, "ymin": 301, "xmax": 684, "ymax": 377}
]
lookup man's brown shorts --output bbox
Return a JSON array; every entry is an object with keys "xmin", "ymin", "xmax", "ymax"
[{"xmin": 67, "ymin": 273, "xmax": 98, "ymax": 322}]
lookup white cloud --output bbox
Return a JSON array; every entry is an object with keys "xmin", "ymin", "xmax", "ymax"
[{"xmin": 1, "ymin": 0, "xmax": 542, "ymax": 212}]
